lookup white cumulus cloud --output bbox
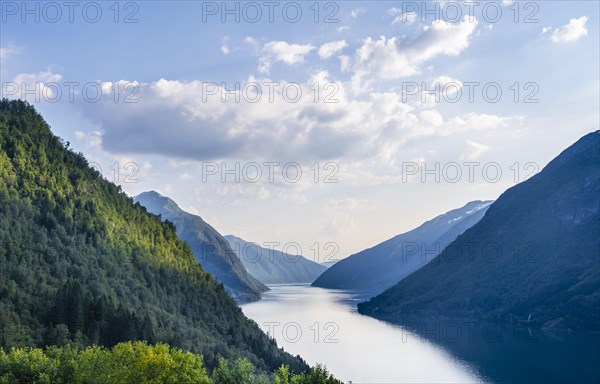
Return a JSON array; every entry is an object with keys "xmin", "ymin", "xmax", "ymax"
[
  {"xmin": 73, "ymin": 73, "xmax": 521, "ymax": 171},
  {"xmin": 551, "ymin": 16, "xmax": 588, "ymax": 42},
  {"xmin": 318, "ymin": 40, "xmax": 348, "ymax": 59},
  {"xmin": 3, "ymin": 70, "xmax": 62, "ymax": 102},
  {"xmin": 259, "ymin": 41, "xmax": 315, "ymax": 73},
  {"xmin": 350, "ymin": 16, "xmax": 478, "ymax": 83}
]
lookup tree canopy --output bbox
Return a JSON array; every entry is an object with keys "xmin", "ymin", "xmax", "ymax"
[{"xmin": 0, "ymin": 99, "xmax": 308, "ymax": 374}]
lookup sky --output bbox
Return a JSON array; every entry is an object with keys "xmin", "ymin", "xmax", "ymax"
[{"xmin": 1, "ymin": 0, "xmax": 599, "ymax": 261}]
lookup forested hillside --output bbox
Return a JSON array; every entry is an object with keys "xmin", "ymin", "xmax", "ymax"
[
  {"xmin": 135, "ymin": 191, "xmax": 267, "ymax": 303},
  {"xmin": 0, "ymin": 99, "xmax": 308, "ymax": 373}
]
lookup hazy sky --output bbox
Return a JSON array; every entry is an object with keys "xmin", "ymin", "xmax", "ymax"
[{"xmin": 1, "ymin": 0, "xmax": 598, "ymax": 261}]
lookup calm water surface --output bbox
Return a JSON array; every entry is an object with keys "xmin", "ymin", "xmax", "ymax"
[
  {"xmin": 242, "ymin": 284, "xmax": 485, "ymax": 383},
  {"xmin": 243, "ymin": 284, "xmax": 600, "ymax": 383}
]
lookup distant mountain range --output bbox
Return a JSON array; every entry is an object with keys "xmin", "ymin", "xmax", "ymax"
[
  {"xmin": 313, "ymin": 200, "xmax": 492, "ymax": 295},
  {"xmin": 225, "ymin": 235, "xmax": 327, "ymax": 284},
  {"xmin": 134, "ymin": 191, "xmax": 267, "ymax": 303},
  {"xmin": 358, "ymin": 131, "xmax": 600, "ymax": 331}
]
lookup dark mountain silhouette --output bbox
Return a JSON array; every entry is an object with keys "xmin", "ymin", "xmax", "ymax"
[{"xmin": 359, "ymin": 131, "xmax": 600, "ymax": 331}]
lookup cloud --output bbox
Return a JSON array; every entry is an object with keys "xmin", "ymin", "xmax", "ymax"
[
  {"xmin": 339, "ymin": 55, "xmax": 351, "ymax": 72},
  {"xmin": 321, "ymin": 197, "xmax": 370, "ymax": 236},
  {"xmin": 74, "ymin": 130, "xmax": 103, "ymax": 149},
  {"xmin": 350, "ymin": 16, "xmax": 478, "ymax": 83},
  {"xmin": 388, "ymin": 7, "xmax": 417, "ymax": 25},
  {"xmin": 2, "ymin": 70, "xmax": 63, "ymax": 102},
  {"xmin": 318, "ymin": 40, "xmax": 348, "ymax": 59},
  {"xmin": 461, "ymin": 140, "xmax": 490, "ymax": 160},
  {"xmin": 74, "ymin": 73, "xmax": 521, "ymax": 169},
  {"xmin": 550, "ymin": 16, "xmax": 588, "ymax": 42},
  {"xmin": 258, "ymin": 41, "xmax": 315, "ymax": 73},
  {"xmin": 430, "ymin": 75, "xmax": 463, "ymax": 98},
  {"xmin": 221, "ymin": 36, "xmax": 231, "ymax": 54},
  {"xmin": 77, "ymin": 75, "xmax": 371, "ymax": 162},
  {"xmin": 13, "ymin": 70, "xmax": 62, "ymax": 86},
  {"xmin": 217, "ymin": 184, "xmax": 271, "ymax": 201},
  {"xmin": 350, "ymin": 8, "xmax": 364, "ymax": 18},
  {"xmin": 394, "ymin": 12, "xmax": 417, "ymax": 25},
  {"xmin": 439, "ymin": 113, "xmax": 523, "ymax": 136},
  {"xmin": 387, "ymin": 7, "xmax": 402, "ymax": 15},
  {"xmin": 244, "ymin": 36, "xmax": 259, "ymax": 48},
  {"xmin": 431, "ymin": 75, "xmax": 463, "ymax": 88},
  {"xmin": 330, "ymin": 197, "xmax": 365, "ymax": 210},
  {"xmin": 0, "ymin": 45, "xmax": 21, "ymax": 63}
]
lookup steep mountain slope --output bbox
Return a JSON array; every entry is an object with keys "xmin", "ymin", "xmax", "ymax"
[
  {"xmin": 224, "ymin": 235, "xmax": 327, "ymax": 284},
  {"xmin": 0, "ymin": 99, "xmax": 308, "ymax": 373},
  {"xmin": 134, "ymin": 191, "xmax": 267, "ymax": 303},
  {"xmin": 358, "ymin": 131, "xmax": 600, "ymax": 331},
  {"xmin": 313, "ymin": 201, "xmax": 492, "ymax": 294}
]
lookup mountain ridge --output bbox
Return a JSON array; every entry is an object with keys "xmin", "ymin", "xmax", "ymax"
[
  {"xmin": 358, "ymin": 131, "xmax": 600, "ymax": 331},
  {"xmin": 224, "ymin": 234, "xmax": 327, "ymax": 285},
  {"xmin": 134, "ymin": 190, "xmax": 267, "ymax": 303},
  {"xmin": 312, "ymin": 200, "xmax": 492, "ymax": 294}
]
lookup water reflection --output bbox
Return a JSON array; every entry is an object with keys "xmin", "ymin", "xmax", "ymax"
[
  {"xmin": 242, "ymin": 284, "xmax": 485, "ymax": 383},
  {"xmin": 394, "ymin": 318, "xmax": 600, "ymax": 384}
]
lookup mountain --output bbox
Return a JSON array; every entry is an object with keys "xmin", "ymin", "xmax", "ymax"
[
  {"xmin": 358, "ymin": 131, "xmax": 600, "ymax": 331},
  {"xmin": 134, "ymin": 191, "xmax": 267, "ymax": 303},
  {"xmin": 0, "ymin": 99, "xmax": 308, "ymax": 373},
  {"xmin": 224, "ymin": 235, "xmax": 327, "ymax": 284},
  {"xmin": 312, "ymin": 200, "xmax": 492, "ymax": 295},
  {"xmin": 320, "ymin": 260, "xmax": 339, "ymax": 269}
]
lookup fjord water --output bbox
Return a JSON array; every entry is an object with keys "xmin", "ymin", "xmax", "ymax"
[
  {"xmin": 242, "ymin": 285, "xmax": 600, "ymax": 383},
  {"xmin": 242, "ymin": 285, "xmax": 484, "ymax": 383}
]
